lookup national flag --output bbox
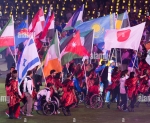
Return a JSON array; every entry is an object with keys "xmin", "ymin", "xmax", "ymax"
[
  {"xmin": 64, "ymin": 5, "xmax": 84, "ymax": 30},
  {"xmin": 0, "ymin": 16, "xmax": 14, "ymax": 47},
  {"xmin": 29, "ymin": 8, "xmax": 45, "ymax": 37},
  {"xmin": 116, "ymin": 11, "xmax": 130, "ymax": 29},
  {"xmin": 75, "ymin": 14, "xmax": 115, "ymax": 49},
  {"xmin": 15, "ymin": 16, "xmax": 29, "ymax": 46},
  {"xmin": 60, "ymin": 30, "xmax": 94, "ymax": 54},
  {"xmin": 60, "ymin": 31, "xmax": 89, "ymax": 65},
  {"xmin": 40, "ymin": 13, "xmax": 54, "ymax": 42},
  {"xmin": 104, "ymin": 22, "xmax": 146, "ymax": 51},
  {"xmin": 43, "ymin": 31, "xmax": 62, "ymax": 77},
  {"xmin": 44, "ymin": 8, "xmax": 51, "ymax": 27},
  {"xmin": 80, "ymin": 30, "xmax": 94, "ymax": 54},
  {"xmin": 17, "ymin": 36, "xmax": 41, "ymax": 83}
]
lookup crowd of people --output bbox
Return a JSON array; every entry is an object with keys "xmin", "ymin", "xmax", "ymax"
[
  {"xmin": 4, "ymin": 40, "xmax": 150, "ymax": 119},
  {"xmin": 1, "ymin": 0, "xmax": 150, "ymax": 121}
]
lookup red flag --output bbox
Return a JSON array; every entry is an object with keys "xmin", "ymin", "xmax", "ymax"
[
  {"xmin": 29, "ymin": 8, "xmax": 45, "ymax": 37},
  {"xmin": 40, "ymin": 13, "xmax": 54, "ymax": 41},
  {"xmin": 65, "ymin": 31, "xmax": 90, "ymax": 56}
]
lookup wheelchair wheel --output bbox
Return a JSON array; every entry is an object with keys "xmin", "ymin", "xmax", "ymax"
[
  {"xmin": 52, "ymin": 96, "xmax": 60, "ymax": 108},
  {"xmin": 90, "ymin": 94, "xmax": 103, "ymax": 109},
  {"xmin": 43, "ymin": 102, "xmax": 55, "ymax": 116},
  {"xmin": 84, "ymin": 95, "xmax": 90, "ymax": 108}
]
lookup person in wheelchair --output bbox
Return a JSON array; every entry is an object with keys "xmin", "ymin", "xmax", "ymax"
[
  {"xmin": 37, "ymin": 83, "xmax": 52, "ymax": 107},
  {"xmin": 88, "ymin": 78, "xmax": 100, "ymax": 98}
]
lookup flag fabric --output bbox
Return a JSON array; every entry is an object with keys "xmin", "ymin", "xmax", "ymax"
[
  {"xmin": 0, "ymin": 47, "xmax": 6, "ymax": 52},
  {"xmin": 0, "ymin": 16, "xmax": 14, "ymax": 47},
  {"xmin": 40, "ymin": 13, "xmax": 54, "ymax": 42},
  {"xmin": 29, "ymin": 8, "xmax": 45, "ymax": 37},
  {"xmin": 80, "ymin": 30, "xmax": 94, "ymax": 54},
  {"xmin": 17, "ymin": 36, "xmax": 40, "ymax": 83},
  {"xmin": 44, "ymin": 8, "xmax": 51, "ymax": 28},
  {"xmin": 64, "ymin": 5, "xmax": 84, "ymax": 30},
  {"xmin": 15, "ymin": 17, "xmax": 29, "ymax": 46},
  {"xmin": 60, "ymin": 29, "xmax": 94, "ymax": 54},
  {"xmin": 60, "ymin": 31, "xmax": 89, "ymax": 65},
  {"xmin": 75, "ymin": 14, "xmax": 115, "ymax": 49},
  {"xmin": 116, "ymin": 11, "xmax": 130, "ymax": 29},
  {"xmin": 43, "ymin": 31, "xmax": 62, "ymax": 77},
  {"xmin": 104, "ymin": 22, "xmax": 146, "ymax": 51},
  {"xmin": 146, "ymin": 50, "xmax": 150, "ymax": 65}
]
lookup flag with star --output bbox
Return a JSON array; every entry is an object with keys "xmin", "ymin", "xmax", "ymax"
[
  {"xmin": 75, "ymin": 13, "xmax": 115, "ymax": 49},
  {"xmin": 60, "ymin": 30, "xmax": 90, "ymax": 65},
  {"xmin": 17, "ymin": 36, "xmax": 41, "ymax": 83}
]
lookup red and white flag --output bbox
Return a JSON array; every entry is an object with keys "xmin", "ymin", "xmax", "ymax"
[
  {"xmin": 104, "ymin": 22, "xmax": 146, "ymax": 51},
  {"xmin": 0, "ymin": 16, "xmax": 14, "ymax": 47},
  {"xmin": 40, "ymin": 13, "xmax": 54, "ymax": 42},
  {"xmin": 29, "ymin": 8, "xmax": 45, "ymax": 37}
]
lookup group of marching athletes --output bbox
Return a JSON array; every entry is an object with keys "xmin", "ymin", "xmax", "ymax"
[{"xmin": 4, "ymin": 54, "xmax": 150, "ymax": 119}]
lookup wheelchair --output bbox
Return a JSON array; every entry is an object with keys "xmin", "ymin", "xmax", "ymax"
[
  {"xmin": 84, "ymin": 93, "xmax": 103, "ymax": 109},
  {"xmin": 34, "ymin": 95, "xmax": 56, "ymax": 115}
]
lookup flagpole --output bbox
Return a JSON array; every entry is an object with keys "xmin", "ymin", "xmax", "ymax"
[
  {"xmin": 115, "ymin": 48, "xmax": 118, "ymax": 66},
  {"xmin": 120, "ymin": 49, "xmax": 123, "ymax": 70},
  {"xmin": 90, "ymin": 30, "xmax": 95, "ymax": 64},
  {"xmin": 8, "ymin": 47, "xmax": 16, "ymax": 63},
  {"xmin": 56, "ymin": 30, "xmax": 63, "ymax": 82},
  {"xmin": 131, "ymin": 51, "xmax": 138, "ymax": 72},
  {"xmin": 12, "ymin": 15, "xmax": 17, "ymax": 66}
]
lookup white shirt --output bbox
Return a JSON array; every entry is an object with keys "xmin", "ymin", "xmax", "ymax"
[
  {"xmin": 120, "ymin": 77, "xmax": 126, "ymax": 94},
  {"xmin": 23, "ymin": 76, "xmax": 33, "ymax": 95},
  {"xmin": 37, "ymin": 88, "xmax": 51, "ymax": 102},
  {"xmin": 108, "ymin": 66, "xmax": 112, "ymax": 84}
]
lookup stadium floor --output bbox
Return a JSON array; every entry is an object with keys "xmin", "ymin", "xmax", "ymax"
[{"xmin": 0, "ymin": 80, "xmax": 150, "ymax": 123}]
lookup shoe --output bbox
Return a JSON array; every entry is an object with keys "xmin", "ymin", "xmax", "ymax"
[
  {"xmin": 21, "ymin": 110, "xmax": 25, "ymax": 115},
  {"xmin": 62, "ymin": 108, "xmax": 68, "ymax": 116},
  {"xmin": 123, "ymin": 109, "xmax": 128, "ymax": 112},
  {"xmin": 26, "ymin": 114, "xmax": 33, "ymax": 116},
  {"xmin": 67, "ymin": 112, "xmax": 71, "ymax": 116},
  {"xmin": 5, "ymin": 112, "xmax": 9, "ymax": 117},
  {"xmin": 9, "ymin": 117, "xmax": 13, "ymax": 119},
  {"xmin": 57, "ymin": 110, "xmax": 60, "ymax": 114},
  {"xmin": 14, "ymin": 116, "xmax": 22, "ymax": 119}
]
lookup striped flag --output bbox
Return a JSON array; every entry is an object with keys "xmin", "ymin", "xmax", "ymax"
[
  {"xmin": 17, "ymin": 36, "xmax": 41, "ymax": 83},
  {"xmin": 116, "ymin": 11, "xmax": 130, "ymax": 29},
  {"xmin": 64, "ymin": 5, "xmax": 84, "ymax": 30},
  {"xmin": 0, "ymin": 16, "xmax": 14, "ymax": 47}
]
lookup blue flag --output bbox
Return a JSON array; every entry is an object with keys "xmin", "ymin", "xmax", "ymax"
[
  {"xmin": 75, "ymin": 14, "xmax": 115, "ymax": 49},
  {"xmin": 15, "ymin": 17, "xmax": 29, "ymax": 47},
  {"xmin": 17, "ymin": 37, "xmax": 40, "ymax": 83}
]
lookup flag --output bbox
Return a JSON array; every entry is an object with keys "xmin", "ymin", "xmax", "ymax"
[
  {"xmin": 17, "ymin": 36, "xmax": 40, "ymax": 83},
  {"xmin": 15, "ymin": 16, "xmax": 29, "ymax": 46},
  {"xmin": 80, "ymin": 30, "xmax": 94, "ymax": 54},
  {"xmin": 75, "ymin": 14, "xmax": 115, "ymax": 49},
  {"xmin": 0, "ymin": 16, "xmax": 14, "ymax": 47},
  {"xmin": 29, "ymin": 8, "xmax": 45, "ymax": 37},
  {"xmin": 116, "ymin": 11, "xmax": 130, "ymax": 29},
  {"xmin": 40, "ymin": 13, "xmax": 54, "ymax": 42},
  {"xmin": 44, "ymin": 8, "xmax": 51, "ymax": 27},
  {"xmin": 43, "ymin": 31, "xmax": 62, "ymax": 77},
  {"xmin": 64, "ymin": 5, "xmax": 84, "ymax": 30},
  {"xmin": 0, "ymin": 47, "xmax": 6, "ymax": 53},
  {"xmin": 60, "ymin": 30, "xmax": 94, "ymax": 54},
  {"xmin": 60, "ymin": 31, "xmax": 89, "ymax": 65},
  {"xmin": 104, "ymin": 22, "xmax": 146, "ymax": 51}
]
